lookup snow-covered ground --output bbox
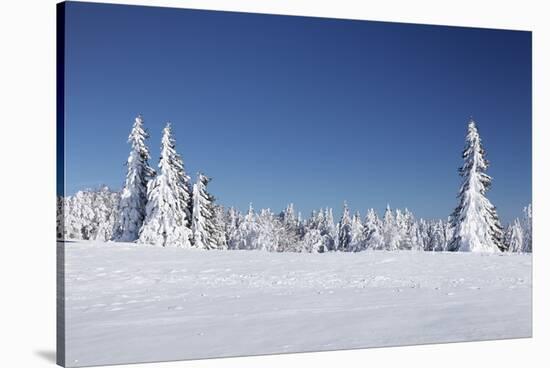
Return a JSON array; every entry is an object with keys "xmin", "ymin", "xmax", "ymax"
[{"xmin": 63, "ymin": 241, "xmax": 532, "ymax": 367}]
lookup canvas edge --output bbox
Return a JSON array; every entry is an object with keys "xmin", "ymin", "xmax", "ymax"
[{"xmin": 56, "ymin": 2, "xmax": 67, "ymax": 367}]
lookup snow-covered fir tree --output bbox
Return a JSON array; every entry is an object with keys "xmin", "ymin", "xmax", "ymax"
[
  {"xmin": 424, "ymin": 221, "xmax": 435, "ymax": 251},
  {"xmin": 426, "ymin": 220, "xmax": 447, "ymax": 252},
  {"xmin": 62, "ymin": 195, "xmax": 79, "ymax": 239},
  {"xmin": 225, "ymin": 207, "xmax": 242, "ymax": 250},
  {"xmin": 212, "ymin": 204, "xmax": 228, "ymax": 250},
  {"xmin": 138, "ymin": 123, "xmax": 193, "ymax": 247},
  {"xmin": 93, "ymin": 186, "xmax": 121, "ymax": 241},
  {"xmin": 504, "ymin": 218, "xmax": 524, "ymax": 253},
  {"xmin": 300, "ymin": 228, "xmax": 324, "ymax": 253},
  {"xmin": 73, "ymin": 190, "xmax": 95, "ymax": 239},
  {"xmin": 383, "ymin": 205, "xmax": 400, "ymax": 251},
  {"xmin": 522, "ymin": 204, "xmax": 532, "ymax": 252},
  {"xmin": 316, "ymin": 208, "xmax": 336, "ymax": 251},
  {"xmin": 417, "ymin": 219, "xmax": 430, "ymax": 251},
  {"xmin": 399, "ymin": 210, "xmax": 422, "ymax": 251},
  {"xmin": 437, "ymin": 220, "xmax": 449, "ymax": 251},
  {"xmin": 257, "ymin": 208, "xmax": 280, "ymax": 252},
  {"xmin": 363, "ymin": 208, "xmax": 385, "ymax": 250},
  {"xmin": 191, "ymin": 173, "xmax": 225, "ymax": 250},
  {"xmin": 394, "ymin": 209, "xmax": 407, "ymax": 249},
  {"xmin": 234, "ymin": 204, "xmax": 261, "ymax": 250},
  {"xmin": 337, "ymin": 202, "xmax": 352, "ymax": 251},
  {"xmin": 349, "ymin": 211, "xmax": 365, "ymax": 252},
  {"xmin": 62, "ymin": 196, "xmax": 78, "ymax": 239},
  {"xmin": 114, "ymin": 115, "xmax": 155, "ymax": 242},
  {"xmin": 302, "ymin": 209, "xmax": 331, "ymax": 253},
  {"xmin": 324, "ymin": 208, "xmax": 338, "ymax": 251},
  {"xmin": 448, "ymin": 120, "xmax": 504, "ymax": 252},
  {"xmin": 277, "ymin": 203, "xmax": 302, "ymax": 252},
  {"xmin": 409, "ymin": 222, "xmax": 423, "ymax": 251},
  {"xmin": 68, "ymin": 190, "xmax": 85, "ymax": 239}
]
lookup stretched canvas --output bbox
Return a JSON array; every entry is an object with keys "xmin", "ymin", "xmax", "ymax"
[{"xmin": 56, "ymin": 1, "xmax": 532, "ymax": 367}]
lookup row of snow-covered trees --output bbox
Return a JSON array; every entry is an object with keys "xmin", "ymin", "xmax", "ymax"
[
  {"xmin": 58, "ymin": 116, "xmax": 532, "ymax": 253},
  {"xmin": 223, "ymin": 203, "xmax": 452, "ymax": 253},
  {"xmin": 58, "ymin": 188, "xmax": 532, "ymax": 253}
]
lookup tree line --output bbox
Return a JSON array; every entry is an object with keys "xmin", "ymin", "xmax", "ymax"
[{"xmin": 57, "ymin": 116, "xmax": 532, "ymax": 253}]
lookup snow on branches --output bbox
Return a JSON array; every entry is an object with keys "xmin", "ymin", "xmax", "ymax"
[
  {"xmin": 448, "ymin": 120, "xmax": 504, "ymax": 252},
  {"xmin": 191, "ymin": 173, "xmax": 226, "ymax": 250},
  {"xmin": 138, "ymin": 123, "xmax": 193, "ymax": 247},
  {"xmin": 114, "ymin": 115, "xmax": 155, "ymax": 242}
]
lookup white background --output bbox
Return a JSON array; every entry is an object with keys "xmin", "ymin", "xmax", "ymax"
[{"xmin": 0, "ymin": 0, "xmax": 548, "ymax": 367}]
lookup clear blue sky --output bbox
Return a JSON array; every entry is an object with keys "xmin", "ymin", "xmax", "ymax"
[{"xmin": 62, "ymin": 2, "xmax": 532, "ymax": 223}]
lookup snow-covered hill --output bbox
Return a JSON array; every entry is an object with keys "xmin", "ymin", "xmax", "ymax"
[{"xmin": 63, "ymin": 241, "xmax": 532, "ymax": 367}]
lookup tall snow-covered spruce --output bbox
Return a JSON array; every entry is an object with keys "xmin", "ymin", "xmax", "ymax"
[
  {"xmin": 138, "ymin": 123, "xmax": 193, "ymax": 247},
  {"xmin": 114, "ymin": 115, "xmax": 156, "ymax": 242},
  {"xmin": 192, "ymin": 173, "xmax": 225, "ymax": 250},
  {"xmin": 448, "ymin": 119, "xmax": 504, "ymax": 252}
]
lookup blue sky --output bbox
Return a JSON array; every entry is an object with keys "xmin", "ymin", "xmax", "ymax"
[{"xmin": 62, "ymin": 2, "xmax": 531, "ymax": 223}]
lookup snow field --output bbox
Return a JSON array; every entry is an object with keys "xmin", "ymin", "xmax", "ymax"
[{"xmin": 63, "ymin": 241, "xmax": 532, "ymax": 367}]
